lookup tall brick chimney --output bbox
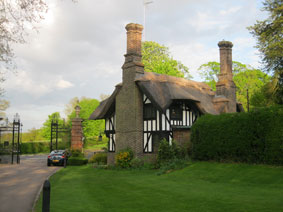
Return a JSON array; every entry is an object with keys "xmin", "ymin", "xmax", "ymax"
[
  {"xmin": 216, "ymin": 41, "xmax": 236, "ymax": 112},
  {"xmin": 122, "ymin": 23, "xmax": 144, "ymax": 83},
  {"xmin": 114, "ymin": 23, "xmax": 144, "ymax": 159}
]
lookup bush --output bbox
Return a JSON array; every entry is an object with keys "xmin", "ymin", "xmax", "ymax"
[
  {"xmin": 191, "ymin": 106, "xmax": 283, "ymax": 165},
  {"xmin": 67, "ymin": 156, "xmax": 88, "ymax": 166},
  {"xmin": 157, "ymin": 158, "xmax": 188, "ymax": 175},
  {"xmin": 115, "ymin": 148, "xmax": 134, "ymax": 168},
  {"xmin": 157, "ymin": 139, "xmax": 186, "ymax": 165},
  {"xmin": 89, "ymin": 153, "xmax": 107, "ymax": 164},
  {"xmin": 70, "ymin": 149, "xmax": 84, "ymax": 157},
  {"xmin": 20, "ymin": 142, "xmax": 49, "ymax": 154}
]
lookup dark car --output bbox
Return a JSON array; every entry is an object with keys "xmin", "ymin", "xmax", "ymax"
[{"xmin": 47, "ymin": 150, "xmax": 68, "ymax": 166}]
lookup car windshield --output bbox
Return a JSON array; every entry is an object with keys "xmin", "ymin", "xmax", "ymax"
[{"xmin": 50, "ymin": 150, "xmax": 65, "ymax": 155}]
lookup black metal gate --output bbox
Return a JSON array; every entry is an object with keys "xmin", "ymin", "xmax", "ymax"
[
  {"xmin": 50, "ymin": 118, "xmax": 70, "ymax": 152},
  {"xmin": 0, "ymin": 113, "xmax": 22, "ymax": 164}
]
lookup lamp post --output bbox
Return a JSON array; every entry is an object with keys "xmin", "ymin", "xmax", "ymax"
[{"xmin": 12, "ymin": 113, "xmax": 21, "ymax": 164}]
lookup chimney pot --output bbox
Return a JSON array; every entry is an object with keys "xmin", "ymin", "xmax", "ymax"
[{"xmin": 125, "ymin": 23, "xmax": 143, "ymax": 55}]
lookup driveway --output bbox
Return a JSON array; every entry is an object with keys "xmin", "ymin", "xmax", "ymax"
[{"xmin": 0, "ymin": 154, "xmax": 61, "ymax": 212}]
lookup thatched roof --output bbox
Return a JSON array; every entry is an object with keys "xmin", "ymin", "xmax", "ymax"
[
  {"xmin": 135, "ymin": 72, "xmax": 219, "ymax": 114},
  {"xmin": 89, "ymin": 72, "xmax": 244, "ymax": 120},
  {"xmin": 89, "ymin": 84, "xmax": 122, "ymax": 120}
]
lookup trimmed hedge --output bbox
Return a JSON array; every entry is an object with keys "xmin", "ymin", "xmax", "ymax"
[
  {"xmin": 21, "ymin": 142, "xmax": 49, "ymax": 154},
  {"xmin": 20, "ymin": 142, "xmax": 70, "ymax": 154},
  {"xmin": 67, "ymin": 156, "xmax": 88, "ymax": 165},
  {"xmin": 191, "ymin": 106, "xmax": 283, "ymax": 165}
]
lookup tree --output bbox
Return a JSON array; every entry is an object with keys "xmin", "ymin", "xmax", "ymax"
[
  {"xmin": 0, "ymin": 99, "xmax": 9, "ymax": 117},
  {"xmin": 250, "ymin": 80, "xmax": 278, "ymax": 108},
  {"xmin": 67, "ymin": 97, "xmax": 104, "ymax": 138},
  {"xmin": 248, "ymin": 0, "xmax": 283, "ymax": 103},
  {"xmin": 198, "ymin": 61, "xmax": 271, "ymax": 110},
  {"xmin": 0, "ymin": 0, "xmax": 48, "ymax": 68},
  {"xmin": 142, "ymin": 41, "xmax": 192, "ymax": 79},
  {"xmin": 41, "ymin": 112, "xmax": 65, "ymax": 140}
]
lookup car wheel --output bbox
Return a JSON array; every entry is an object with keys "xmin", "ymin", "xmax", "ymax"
[{"xmin": 47, "ymin": 162, "xmax": 51, "ymax": 166}]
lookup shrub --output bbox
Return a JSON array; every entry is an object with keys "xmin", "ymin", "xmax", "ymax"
[
  {"xmin": 157, "ymin": 139, "xmax": 186, "ymax": 165},
  {"xmin": 89, "ymin": 153, "xmax": 107, "ymax": 165},
  {"xmin": 157, "ymin": 158, "xmax": 188, "ymax": 175},
  {"xmin": 191, "ymin": 106, "xmax": 283, "ymax": 165},
  {"xmin": 115, "ymin": 148, "xmax": 134, "ymax": 168},
  {"xmin": 70, "ymin": 149, "xmax": 84, "ymax": 157},
  {"xmin": 130, "ymin": 157, "xmax": 145, "ymax": 169},
  {"xmin": 67, "ymin": 157, "xmax": 88, "ymax": 165},
  {"xmin": 20, "ymin": 142, "xmax": 49, "ymax": 154}
]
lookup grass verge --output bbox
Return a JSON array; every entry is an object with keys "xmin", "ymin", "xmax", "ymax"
[{"xmin": 35, "ymin": 162, "xmax": 283, "ymax": 212}]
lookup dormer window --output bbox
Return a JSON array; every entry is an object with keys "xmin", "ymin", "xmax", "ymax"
[
  {"xmin": 144, "ymin": 104, "xmax": 156, "ymax": 120},
  {"xmin": 170, "ymin": 104, "xmax": 182, "ymax": 120}
]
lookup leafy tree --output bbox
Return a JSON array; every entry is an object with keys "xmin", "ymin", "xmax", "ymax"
[
  {"xmin": 0, "ymin": 0, "xmax": 47, "ymax": 68},
  {"xmin": 250, "ymin": 80, "xmax": 278, "ymax": 108},
  {"xmin": 248, "ymin": 0, "xmax": 283, "ymax": 103},
  {"xmin": 0, "ymin": 99, "xmax": 10, "ymax": 117},
  {"xmin": 198, "ymin": 61, "xmax": 271, "ymax": 110},
  {"xmin": 22, "ymin": 128, "xmax": 45, "ymax": 142},
  {"xmin": 142, "ymin": 41, "xmax": 192, "ymax": 79},
  {"xmin": 40, "ymin": 112, "xmax": 65, "ymax": 140},
  {"xmin": 67, "ymin": 97, "xmax": 104, "ymax": 138}
]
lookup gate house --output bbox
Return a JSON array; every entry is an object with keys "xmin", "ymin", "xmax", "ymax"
[{"xmin": 89, "ymin": 23, "xmax": 243, "ymax": 164}]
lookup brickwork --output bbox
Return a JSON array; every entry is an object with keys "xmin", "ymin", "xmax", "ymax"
[
  {"xmin": 109, "ymin": 23, "xmax": 144, "ymax": 164},
  {"xmin": 71, "ymin": 118, "xmax": 83, "ymax": 151},
  {"xmin": 173, "ymin": 128, "xmax": 191, "ymax": 147},
  {"xmin": 216, "ymin": 41, "xmax": 237, "ymax": 113}
]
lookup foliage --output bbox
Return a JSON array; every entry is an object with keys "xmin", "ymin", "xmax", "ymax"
[
  {"xmin": 157, "ymin": 139, "xmax": 187, "ymax": 174},
  {"xmin": 142, "ymin": 41, "xmax": 192, "ymax": 79},
  {"xmin": 115, "ymin": 148, "xmax": 134, "ymax": 168},
  {"xmin": 67, "ymin": 157, "xmax": 88, "ymax": 166},
  {"xmin": 20, "ymin": 141, "xmax": 69, "ymax": 154},
  {"xmin": 40, "ymin": 112, "xmax": 67, "ymax": 140},
  {"xmin": 248, "ymin": 0, "xmax": 283, "ymax": 103},
  {"xmin": 157, "ymin": 139, "xmax": 186, "ymax": 164},
  {"xmin": 20, "ymin": 142, "xmax": 49, "ymax": 154},
  {"xmin": 67, "ymin": 97, "xmax": 105, "ymax": 138},
  {"xmin": 198, "ymin": 61, "xmax": 271, "ymax": 110},
  {"xmin": 22, "ymin": 128, "xmax": 45, "ymax": 142},
  {"xmin": 83, "ymin": 136, "xmax": 108, "ymax": 150},
  {"xmin": 70, "ymin": 149, "xmax": 84, "ymax": 157},
  {"xmin": 35, "ymin": 162, "xmax": 283, "ymax": 212},
  {"xmin": 0, "ymin": 0, "xmax": 47, "ymax": 67},
  {"xmin": 89, "ymin": 153, "xmax": 107, "ymax": 165},
  {"xmin": 250, "ymin": 79, "xmax": 279, "ymax": 107},
  {"xmin": 191, "ymin": 106, "xmax": 283, "ymax": 165},
  {"xmin": 0, "ymin": 99, "xmax": 10, "ymax": 117}
]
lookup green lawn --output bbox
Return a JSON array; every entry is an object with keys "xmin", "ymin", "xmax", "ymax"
[{"xmin": 35, "ymin": 162, "xmax": 283, "ymax": 212}]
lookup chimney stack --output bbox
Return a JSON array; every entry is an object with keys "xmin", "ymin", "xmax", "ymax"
[
  {"xmin": 125, "ymin": 23, "xmax": 143, "ymax": 56},
  {"xmin": 216, "ymin": 40, "xmax": 236, "ymax": 112},
  {"xmin": 218, "ymin": 41, "xmax": 233, "ymax": 81},
  {"xmin": 122, "ymin": 23, "xmax": 144, "ymax": 83}
]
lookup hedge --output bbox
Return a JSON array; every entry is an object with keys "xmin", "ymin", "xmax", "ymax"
[
  {"xmin": 191, "ymin": 106, "xmax": 283, "ymax": 165},
  {"xmin": 67, "ymin": 156, "xmax": 88, "ymax": 165},
  {"xmin": 89, "ymin": 153, "xmax": 107, "ymax": 164},
  {"xmin": 20, "ymin": 142, "xmax": 70, "ymax": 154}
]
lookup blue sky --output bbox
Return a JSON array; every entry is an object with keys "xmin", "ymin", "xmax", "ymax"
[{"xmin": 3, "ymin": 0, "xmax": 266, "ymax": 131}]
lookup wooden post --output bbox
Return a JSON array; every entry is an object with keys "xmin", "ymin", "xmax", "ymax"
[{"xmin": 42, "ymin": 180, "xmax": 51, "ymax": 212}]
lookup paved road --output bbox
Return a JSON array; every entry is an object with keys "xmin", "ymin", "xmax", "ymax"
[{"xmin": 0, "ymin": 154, "xmax": 61, "ymax": 212}]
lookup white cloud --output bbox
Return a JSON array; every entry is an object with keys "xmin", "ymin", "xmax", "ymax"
[
  {"xmin": 220, "ymin": 6, "xmax": 241, "ymax": 16},
  {"xmin": 56, "ymin": 79, "xmax": 74, "ymax": 89}
]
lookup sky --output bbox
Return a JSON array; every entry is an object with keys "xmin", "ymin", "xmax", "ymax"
[{"xmin": 3, "ymin": 0, "xmax": 266, "ymax": 131}]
